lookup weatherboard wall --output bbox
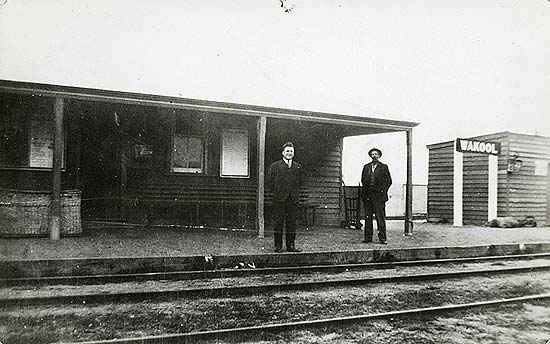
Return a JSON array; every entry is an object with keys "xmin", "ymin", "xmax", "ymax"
[
  {"xmin": 427, "ymin": 142, "xmax": 454, "ymax": 223},
  {"xmin": 428, "ymin": 132, "xmax": 550, "ymax": 226},
  {"xmin": 506, "ymin": 133, "xmax": 550, "ymax": 224}
]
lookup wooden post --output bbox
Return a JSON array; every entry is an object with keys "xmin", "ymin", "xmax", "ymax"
[
  {"xmin": 453, "ymin": 147, "xmax": 464, "ymax": 227},
  {"xmin": 50, "ymin": 97, "xmax": 64, "ymax": 240},
  {"xmin": 119, "ymin": 116, "xmax": 128, "ymax": 220},
  {"xmin": 257, "ymin": 116, "xmax": 267, "ymax": 237},
  {"xmin": 338, "ymin": 137, "xmax": 346, "ymax": 226},
  {"xmin": 488, "ymin": 155, "xmax": 498, "ymax": 221},
  {"xmin": 74, "ymin": 103, "xmax": 82, "ymax": 189},
  {"xmin": 404, "ymin": 129, "xmax": 413, "ymax": 235}
]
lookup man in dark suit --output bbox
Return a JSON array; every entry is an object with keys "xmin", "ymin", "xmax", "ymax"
[
  {"xmin": 361, "ymin": 148, "xmax": 392, "ymax": 244},
  {"xmin": 267, "ymin": 142, "xmax": 303, "ymax": 253}
]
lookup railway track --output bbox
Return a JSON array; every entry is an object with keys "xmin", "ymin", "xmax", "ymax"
[
  {"xmin": 3, "ymin": 254, "xmax": 550, "ymax": 344},
  {"xmin": 2, "ymin": 256, "xmax": 550, "ymax": 307},
  {"xmin": 3, "ymin": 252, "xmax": 550, "ymax": 287},
  {"xmin": 54, "ymin": 293, "xmax": 550, "ymax": 344}
]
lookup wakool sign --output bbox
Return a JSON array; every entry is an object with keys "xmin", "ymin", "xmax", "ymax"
[{"xmin": 455, "ymin": 138, "xmax": 500, "ymax": 156}]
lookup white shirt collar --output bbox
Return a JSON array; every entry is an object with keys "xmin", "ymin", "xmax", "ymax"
[{"xmin": 283, "ymin": 158, "xmax": 292, "ymax": 167}]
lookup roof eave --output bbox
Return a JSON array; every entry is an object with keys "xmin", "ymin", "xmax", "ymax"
[{"xmin": 0, "ymin": 79, "xmax": 419, "ymax": 131}]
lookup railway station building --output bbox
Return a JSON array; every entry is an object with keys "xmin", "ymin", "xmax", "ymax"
[{"xmin": 0, "ymin": 79, "xmax": 418, "ymax": 238}]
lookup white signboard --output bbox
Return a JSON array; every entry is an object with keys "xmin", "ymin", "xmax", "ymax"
[
  {"xmin": 534, "ymin": 160, "xmax": 549, "ymax": 176},
  {"xmin": 220, "ymin": 129, "xmax": 249, "ymax": 178},
  {"xmin": 455, "ymin": 138, "xmax": 500, "ymax": 156},
  {"xmin": 29, "ymin": 120, "xmax": 54, "ymax": 168}
]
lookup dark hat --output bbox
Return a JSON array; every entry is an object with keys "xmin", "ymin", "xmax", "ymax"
[{"xmin": 368, "ymin": 148, "xmax": 382, "ymax": 157}]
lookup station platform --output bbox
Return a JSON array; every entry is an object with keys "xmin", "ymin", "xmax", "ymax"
[{"xmin": 1, "ymin": 220, "xmax": 550, "ymax": 278}]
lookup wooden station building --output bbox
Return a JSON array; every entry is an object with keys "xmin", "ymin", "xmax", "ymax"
[
  {"xmin": 0, "ymin": 80, "xmax": 418, "ymax": 238},
  {"xmin": 427, "ymin": 132, "xmax": 550, "ymax": 226}
]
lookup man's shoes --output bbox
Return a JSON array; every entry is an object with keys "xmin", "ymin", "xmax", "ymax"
[
  {"xmin": 287, "ymin": 246, "xmax": 302, "ymax": 252},
  {"xmin": 362, "ymin": 239, "xmax": 372, "ymax": 243},
  {"xmin": 274, "ymin": 247, "xmax": 283, "ymax": 253},
  {"xmin": 379, "ymin": 241, "xmax": 387, "ymax": 245}
]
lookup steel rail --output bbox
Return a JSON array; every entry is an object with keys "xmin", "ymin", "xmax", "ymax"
[
  {"xmin": 55, "ymin": 293, "xmax": 550, "ymax": 344},
  {"xmin": 2, "ymin": 263, "xmax": 550, "ymax": 307},
  {"xmin": 3, "ymin": 252, "xmax": 550, "ymax": 287}
]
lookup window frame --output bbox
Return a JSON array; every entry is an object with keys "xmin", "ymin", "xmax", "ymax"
[
  {"xmin": 171, "ymin": 134, "xmax": 205, "ymax": 174},
  {"xmin": 170, "ymin": 113, "xmax": 208, "ymax": 174}
]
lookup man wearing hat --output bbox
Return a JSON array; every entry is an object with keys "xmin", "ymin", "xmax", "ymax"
[{"xmin": 361, "ymin": 148, "xmax": 392, "ymax": 244}]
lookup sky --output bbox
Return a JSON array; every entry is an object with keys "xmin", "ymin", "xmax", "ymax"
[{"xmin": 1, "ymin": 0, "xmax": 549, "ymax": 186}]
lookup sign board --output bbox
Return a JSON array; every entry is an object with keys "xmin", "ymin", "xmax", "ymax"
[
  {"xmin": 134, "ymin": 144, "xmax": 153, "ymax": 159},
  {"xmin": 455, "ymin": 138, "xmax": 500, "ymax": 156},
  {"xmin": 220, "ymin": 129, "xmax": 249, "ymax": 178},
  {"xmin": 29, "ymin": 120, "xmax": 54, "ymax": 168}
]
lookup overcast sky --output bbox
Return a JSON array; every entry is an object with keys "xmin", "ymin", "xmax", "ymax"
[{"xmin": 1, "ymin": 0, "xmax": 549, "ymax": 185}]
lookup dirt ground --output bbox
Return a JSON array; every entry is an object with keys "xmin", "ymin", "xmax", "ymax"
[
  {"xmin": 3, "ymin": 258, "xmax": 550, "ymax": 299},
  {"xmin": 1, "ymin": 220, "xmax": 550, "ymax": 260},
  {"xmin": 1, "ymin": 269, "xmax": 550, "ymax": 343},
  {"xmin": 241, "ymin": 302, "xmax": 550, "ymax": 344}
]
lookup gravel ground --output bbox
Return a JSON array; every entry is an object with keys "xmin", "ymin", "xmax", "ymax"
[
  {"xmin": 1, "ymin": 268, "xmax": 550, "ymax": 343},
  {"xmin": 2, "ymin": 258, "xmax": 550, "ymax": 299},
  {"xmin": 1, "ymin": 221, "xmax": 550, "ymax": 260},
  {"xmin": 228, "ymin": 302, "xmax": 550, "ymax": 344}
]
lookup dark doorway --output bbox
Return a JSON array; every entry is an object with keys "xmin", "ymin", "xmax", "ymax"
[{"xmin": 78, "ymin": 102, "xmax": 122, "ymax": 220}]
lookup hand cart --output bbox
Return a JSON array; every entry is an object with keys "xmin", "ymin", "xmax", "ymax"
[{"xmin": 340, "ymin": 182, "xmax": 362, "ymax": 229}]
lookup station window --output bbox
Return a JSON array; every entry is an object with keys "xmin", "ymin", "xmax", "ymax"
[{"xmin": 171, "ymin": 113, "xmax": 206, "ymax": 173}]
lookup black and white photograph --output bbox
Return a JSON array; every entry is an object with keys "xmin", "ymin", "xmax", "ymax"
[{"xmin": 1, "ymin": 1, "xmax": 549, "ymax": 343}]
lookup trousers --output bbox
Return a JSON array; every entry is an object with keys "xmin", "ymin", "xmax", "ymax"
[
  {"xmin": 273, "ymin": 198, "xmax": 298, "ymax": 249},
  {"xmin": 363, "ymin": 198, "xmax": 387, "ymax": 242}
]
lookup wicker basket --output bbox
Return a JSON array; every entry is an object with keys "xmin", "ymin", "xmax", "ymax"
[{"xmin": 0, "ymin": 189, "xmax": 82, "ymax": 237}]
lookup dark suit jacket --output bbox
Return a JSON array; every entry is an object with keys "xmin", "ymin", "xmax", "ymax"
[
  {"xmin": 267, "ymin": 159, "xmax": 303, "ymax": 202},
  {"xmin": 361, "ymin": 161, "xmax": 392, "ymax": 202}
]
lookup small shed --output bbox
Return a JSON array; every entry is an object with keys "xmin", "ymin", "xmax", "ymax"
[{"xmin": 427, "ymin": 132, "xmax": 550, "ymax": 226}]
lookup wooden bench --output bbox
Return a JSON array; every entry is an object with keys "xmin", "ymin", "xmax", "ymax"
[
  {"xmin": 127, "ymin": 183, "xmax": 317, "ymax": 228},
  {"xmin": 265, "ymin": 194, "xmax": 318, "ymax": 229}
]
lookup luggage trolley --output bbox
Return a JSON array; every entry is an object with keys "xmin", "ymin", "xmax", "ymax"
[{"xmin": 340, "ymin": 182, "xmax": 362, "ymax": 229}]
